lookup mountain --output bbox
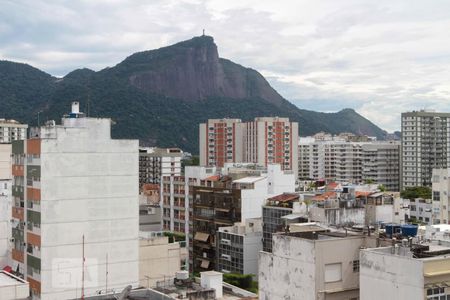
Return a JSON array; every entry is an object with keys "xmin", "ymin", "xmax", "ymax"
[{"xmin": 0, "ymin": 36, "xmax": 386, "ymax": 153}]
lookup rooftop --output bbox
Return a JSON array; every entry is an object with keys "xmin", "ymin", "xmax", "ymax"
[{"xmin": 232, "ymin": 176, "xmax": 265, "ymax": 184}]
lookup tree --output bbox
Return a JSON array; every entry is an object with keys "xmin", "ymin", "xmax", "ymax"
[
  {"xmin": 378, "ymin": 184, "xmax": 387, "ymax": 192},
  {"xmin": 400, "ymin": 186, "xmax": 432, "ymax": 200}
]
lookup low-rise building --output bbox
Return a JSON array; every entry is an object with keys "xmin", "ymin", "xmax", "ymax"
[
  {"xmin": 407, "ymin": 198, "xmax": 432, "ymax": 225},
  {"xmin": 217, "ymin": 218, "xmax": 262, "ymax": 276},
  {"xmin": 259, "ymin": 230, "xmax": 369, "ymax": 300},
  {"xmin": 361, "ymin": 243, "xmax": 450, "ymax": 299},
  {"xmin": 139, "ymin": 231, "xmax": 187, "ymax": 288}
]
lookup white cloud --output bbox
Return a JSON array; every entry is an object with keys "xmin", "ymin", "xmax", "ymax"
[{"xmin": 1, "ymin": 0, "xmax": 450, "ymax": 131}]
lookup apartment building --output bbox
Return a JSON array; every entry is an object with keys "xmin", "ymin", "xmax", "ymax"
[
  {"xmin": 191, "ymin": 164, "xmax": 296, "ymax": 274},
  {"xmin": 216, "ymin": 218, "xmax": 262, "ymax": 276},
  {"xmin": 11, "ymin": 102, "xmax": 139, "ymax": 299},
  {"xmin": 199, "ymin": 119, "xmax": 244, "ymax": 168},
  {"xmin": 298, "ymin": 137, "xmax": 400, "ymax": 190},
  {"xmin": 401, "ymin": 111, "xmax": 450, "ymax": 189},
  {"xmin": 199, "ymin": 117, "xmax": 298, "ymax": 175},
  {"xmin": 361, "ymin": 244, "xmax": 450, "ymax": 299},
  {"xmin": 407, "ymin": 198, "xmax": 432, "ymax": 224},
  {"xmin": 161, "ymin": 166, "xmax": 218, "ymax": 235},
  {"xmin": 262, "ymin": 193, "xmax": 305, "ymax": 253},
  {"xmin": 0, "ymin": 120, "xmax": 27, "ymax": 143},
  {"xmin": 139, "ymin": 147, "xmax": 182, "ymax": 187},
  {"xmin": 259, "ymin": 230, "xmax": 366, "ymax": 300},
  {"xmin": 431, "ymin": 168, "xmax": 450, "ymax": 224},
  {"xmin": 361, "ymin": 143, "xmax": 400, "ymax": 191}
]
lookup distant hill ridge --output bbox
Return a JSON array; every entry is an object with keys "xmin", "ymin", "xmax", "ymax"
[{"xmin": 0, "ymin": 35, "xmax": 386, "ymax": 153}]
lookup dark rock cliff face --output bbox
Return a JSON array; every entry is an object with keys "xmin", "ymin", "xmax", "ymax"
[
  {"xmin": 125, "ymin": 36, "xmax": 285, "ymax": 106},
  {"xmin": 0, "ymin": 35, "xmax": 387, "ymax": 153}
]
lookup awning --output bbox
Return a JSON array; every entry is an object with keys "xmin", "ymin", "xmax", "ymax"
[
  {"xmin": 194, "ymin": 232, "xmax": 210, "ymax": 242},
  {"xmin": 2, "ymin": 266, "xmax": 12, "ymax": 273},
  {"xmin": 200, "ymin": 259, "xmax": 210, "ymax": 269}
]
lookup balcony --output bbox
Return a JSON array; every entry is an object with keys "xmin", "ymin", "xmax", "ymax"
[
  {"xmin": 12, "ymin": 248, "xmax": 24, "ymax": 263},
  {"xmin": 12, "ymin": 207, "xmax": 24, "ymax": 221}
]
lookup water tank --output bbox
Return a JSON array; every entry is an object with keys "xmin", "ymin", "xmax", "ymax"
[
  {"xmin": 401, "ymin": 224, "xmax": 418, "ymax": 237},
  {"xmin": 176, "ymin": 270, "xmax": 189, "ymax": 280},
  {"xmin": 385, "ymin": 224, "xmax": 401, "ymax": 238}
]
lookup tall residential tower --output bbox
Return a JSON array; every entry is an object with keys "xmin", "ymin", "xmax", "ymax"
[
  {"xmin": 11, "ymin": 102, "xmax": 139, "ymax": 299},
  {"xmin": 401, "ymin": 111, "xmax": 450, "ymax": 189}
]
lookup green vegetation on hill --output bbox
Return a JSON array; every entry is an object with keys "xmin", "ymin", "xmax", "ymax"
[{"xmin": 0, "ymin": 36, "xmax": 386, "ymax": 153}]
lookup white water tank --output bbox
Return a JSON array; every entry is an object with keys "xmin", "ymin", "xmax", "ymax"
[
  {"xmin": 176, "ymin": 270, "xmax": 189, "ymax": 280},
  {"xmin": 72, "ymin": 101, "xmax": 80, "ymax": 114}
]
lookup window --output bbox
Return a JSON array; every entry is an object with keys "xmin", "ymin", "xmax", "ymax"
[
  {"xmin": 426, "ymin": 287, "xmax": 447, "ymax": 299},
  {"xmin": 324, "ymin": 263, "xmax": 342, "ymax": 283},
  {"xmin": 352, "ymin": 260, "xmax": 360, "ymax": 273}
]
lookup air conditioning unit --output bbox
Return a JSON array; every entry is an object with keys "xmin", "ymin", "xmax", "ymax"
[{"xmin": 10, "ymin": 238, "xmax": 15, "ymax": 243}]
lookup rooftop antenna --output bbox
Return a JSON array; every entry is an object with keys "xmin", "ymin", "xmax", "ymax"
[
  {"xmin": 105, "ymin": 253, "xmax": 109, "ymax": 294},
  {"xmin": 202, "ymin": 29, "xmax": 205, "ymax": 36},
  {"xmin": 81, "ymin": 234, "xmax": 85, "ymax": 300}
]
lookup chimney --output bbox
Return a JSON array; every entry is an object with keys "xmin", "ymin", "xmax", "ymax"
[{"xmin": 72, "ymin": 101, "xmax": 80, "ymax": 114}]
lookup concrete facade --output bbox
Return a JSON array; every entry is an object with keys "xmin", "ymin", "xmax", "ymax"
[
  {"xmin": 432, "ymin": 168, "xmax": 450, "ymax": 224},
  {"xmin": 200, "ymin": 118, "xmax": 299, "ymax": 176},
  {"xmin": 139, "ymin": 232, "xmax": 186, "ymax": 288},
  {"xmin": 0, "ymin": 120, "xmax": 27, "ymax": 144},
  {"xmin": 259, "ymin": 232, "xmax": 363, "ymax": 300},
  {"xmin": 217, "ymin": 218, "xmax": 262, "ymax": 276},
  {"xmin": 401, "ymin": 111, "xmax": 450, "ymax": 189},
  {"xmin": 139, "ymin": 147, "xmax": 182, "ymax": 188},
  {"xmin": 11, "ymin": 103, "xmax": 139, "ymax": 299},
  {"xmin": 298, "ymin": 138, "xmax": 400, "ymax": 191},
  {"xmin": 361, "ymin": 245, "xmax": 450, "ymax": 300}
]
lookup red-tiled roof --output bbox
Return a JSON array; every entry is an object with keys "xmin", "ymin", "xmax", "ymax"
[
  {"xmin": 205, "ymin": 175, "xmax": 220, "ymax": 181},
  {"xmin": 267, "ymin": 193, "xmax": 299, "ymax": 202},
  {"xmin": 312, "ymin": 191, "xmax": 337, "ymax": 201},
  {"xmin": 355, "ymin": 191, "xmax": 372, "ymax": 198}
]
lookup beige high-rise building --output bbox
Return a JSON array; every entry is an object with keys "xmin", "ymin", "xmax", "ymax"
[{"xmin": 199, "ymin": 117, "xmax": 298, "ymax": 176}]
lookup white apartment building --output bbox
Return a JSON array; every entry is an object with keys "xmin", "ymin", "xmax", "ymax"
[
  {"xmin": 199, "ymin": 118, "xmax": 298, "ymax": 176},
  {"xmin": 432, "ymin": 168, "xmax": 450, "ymax": 224},
  {"xmin": 0, "ymin": 120, "xmax": 27, "ymax": 143},
  {"xmin": 217, "ymin": 218, "xmax": 262, "ymax": 276},
  {"xmin": 298, "ymin": 137, "xmax": 400, "ymax": 191},
  {"xmin": 259, "ymin": 230, "xmax": 367, "ymax": 300},
  {"xmin": 11, "ymin": 102, "xmax": 139, "ymax": 299},
  {"xmin": 139, "ymin": 147, "xmax": 182, "ymax": 187},
  {"xmin": 361, "ymin": 244, "xmax": 450, "ymax": 300},
  {"xmin": 402, "ymin": 111, "xmax": 450, "ymax": 189}
]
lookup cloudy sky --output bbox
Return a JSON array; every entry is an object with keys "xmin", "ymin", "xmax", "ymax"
[{"xmin": 1, "ymin": 0, "xmax": 450, "ymax": 132}]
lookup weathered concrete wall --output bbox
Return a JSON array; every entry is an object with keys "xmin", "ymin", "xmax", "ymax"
[
  {"xmin": 259, "ymin": 235, "xmax": 315, "ymax": 300},
  {"xmin": 360, "ymin": 248, "xmax": 423, "ymax": 300},
  {"xmin": 39, "ymin": 118, "xmax": 139, "ymax": 300},
  {"xmin": 310, "ymin": 207, "xmax": 365, "ymax": 225}
]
